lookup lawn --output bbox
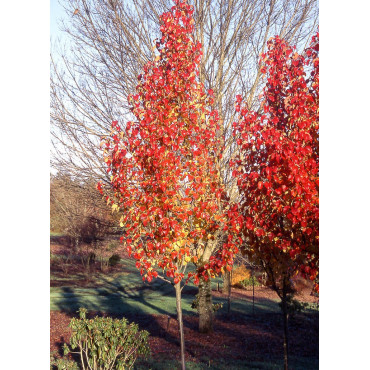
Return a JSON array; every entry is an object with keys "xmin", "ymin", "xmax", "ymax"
[{"xmin": 51, "ymin": 257, "xmax": 283, "ymax": 316}]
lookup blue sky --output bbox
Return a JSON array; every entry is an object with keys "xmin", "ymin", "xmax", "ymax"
[{"xmin": 50, "ymin": 0, "xmax": 67, "ymax": 40}]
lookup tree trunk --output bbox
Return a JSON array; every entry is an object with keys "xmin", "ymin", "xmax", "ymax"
[
  {"xmin": 175, "ymin": 282, "xmax": 186, "ymax": 370},
  {"xmin": 222, "ymin": 270, "xmax": 231, "ymax": 293},
  {"xmin": 281, "ymin": 290, "xmax": 289, "ymax": 370},
  {"xmin": 252, "ymin": 268, "xmax": 255, "ymax": 316},
  {"xmin": 223, "ymin": 270, "xmax": 232, "ymax": 314},
  {"xmin": 198, "ymin": 277, "xmax": 213, "ymax": 333}
]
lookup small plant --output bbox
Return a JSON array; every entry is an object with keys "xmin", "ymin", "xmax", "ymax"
[
  {"xmin": 108, "ymin": 254, "xmax": 121, "ymax": 266},
  {"xmin": 53, "ymin": 358, "xmax": 79, "ymax": 370},
  {"xmin": 50, "ymin": 352, "xmax": 78, "ymax": 370},
  {"xmin": 278, "ymin": 296, "xmax": 309, "ymax": 317},
  {"xmin": 306, "ymin": 301, "xmax": 319, "ymax": 311},
  {"xmin": 240, "ymin": 276, "xmax": 261, "ymax": 289},
  {"xmin": 62, "ymin": 308, "xmax": 150, "ymax": 370}
]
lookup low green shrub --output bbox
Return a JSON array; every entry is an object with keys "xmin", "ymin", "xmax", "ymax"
[
  {"xmin": 278, "ymin": 296, "xmax": 310, "ymax": 317},
  {"xmin": 52, "ymin": 357, "xmax": 79, "ymax": 370},
  {"xmin": 108, "ymin": 253, "xmax": 121, "ymax": 266},
  {"xmin": 62, "ymin": 308, "xmax": 150, "ymax": 370},
  {"xmin": 239, "ymin": 276, "xmax": 261, "ymax": 289}
]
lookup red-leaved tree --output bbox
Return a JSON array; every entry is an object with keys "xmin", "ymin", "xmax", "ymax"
[
  {"xmin": 231, "ymin": 32, "xmax": 319, "ymax": 370},
  {"xmin": 98, "ymin": 1, "xmax": 241, "ymax": 368}
]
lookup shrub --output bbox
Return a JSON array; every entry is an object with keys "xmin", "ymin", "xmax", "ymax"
[
  {"xmin": 240, "ymin": 276, "xmax": 261, "ymax": 289},
  {"xmin": 50, "ymin": 351, "xmax": 78, "ymax": 370},
  {"xmin": 278, "ymin": 296, "xmax": 309, "ymax": 317},
  {"xmin": 108, "ymin": 253, "xmax": 121, "ymax": 266},
  {"xmin": 231, "ymin": 265, "xmax": 251, "ymax": 286},
  {"xmin": 51, "ymin": 358, "xmax": 79, "ymax": 370},
  {"xmin": 62, "ymin": 308, "xmax": 150, "ymax": 370}
]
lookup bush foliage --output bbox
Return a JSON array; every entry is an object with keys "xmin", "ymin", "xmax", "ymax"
[
  {"xmin": 108, "ymin": 254, "xmax": 121, "ymax": 267},
  {"xmin": 231, "ymin": 265, "xmax": 251, "ymax": 286},
  {"xmin": 61, "ymin": 308, "xmax": 150, "ymax": 370}
]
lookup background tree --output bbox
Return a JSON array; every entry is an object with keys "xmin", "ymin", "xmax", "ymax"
[
  {"xmin": 50, "ymin": 173, "xmax": 116, "ymax": 264},
  {"xmin": 99, "ymin": 1, "xmax": 240, "ymax": 367},
  {"xmin": 231, "ymin": 32, "xmax": 319, "ymax": 370},
  {"xmin": 51, "ymin": 0, "xmax": 318, "ymax": 331}
]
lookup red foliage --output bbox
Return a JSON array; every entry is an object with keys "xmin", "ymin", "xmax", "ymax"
[
  {"xmin": 99, "ymin": 0, "xmax": 240, "ymax": 286},
  {"xmin": 232, "ymin": 33, "xmax": 319, "ymax": 291}
]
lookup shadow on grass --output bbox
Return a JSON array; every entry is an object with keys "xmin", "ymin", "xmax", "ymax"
[{"xmin": 51, "ymin": 272, "xmax": 198, "ymax": 359}]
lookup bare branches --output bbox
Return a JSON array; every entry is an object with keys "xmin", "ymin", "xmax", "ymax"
[
  {"xmin": 51, "ymin": 0, "xmax": 318, "ymax": 190},
  {"xmin": 50, "ymin": 173, "xmax": 116, "ymax": 240}
]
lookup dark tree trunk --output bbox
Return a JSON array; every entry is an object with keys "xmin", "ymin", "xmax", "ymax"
[
  {"xmin": 175, "ymin": 282, "xmax": 186, "ymax": 370},
  {"xmin": 223, "ymin": 270, "xmax": 232, "ymax": 314},
  {"xmin": 252, "ymin": 268, "xmax": 255, "ymax": 316},
  {"xmin": 198, "ymin": 277, "xmax": 213, "ymax": 333},
  {"xmin": 281, "ymin": 289, "xmax": 289, "ymax": 370}
]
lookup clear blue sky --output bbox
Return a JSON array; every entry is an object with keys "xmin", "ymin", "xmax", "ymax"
[{"xmin": 50, "ymin": 0, "xmax": 67, "ymax": 41}]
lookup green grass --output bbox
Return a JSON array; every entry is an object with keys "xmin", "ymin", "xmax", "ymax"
[
  {"xmin": 50, "ymin": 231, "xmax": 64, "ymax": 237},
  {"xmin": 50, "ymin": 258, "xmax": 282, "ymax": 316}
]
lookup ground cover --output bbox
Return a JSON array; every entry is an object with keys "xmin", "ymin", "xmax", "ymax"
[{"xmin": 50, "ymin": 235, "xmax": 318, "ymax": 369}]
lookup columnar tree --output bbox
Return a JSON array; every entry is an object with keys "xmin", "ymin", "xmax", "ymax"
[
  {"xmin": 231, "ymin": 32, "xmax": 319, "ymax": 370},
  {"xmin": 99, "ymin": 1, "xmax": 240, "ymax": 367}
]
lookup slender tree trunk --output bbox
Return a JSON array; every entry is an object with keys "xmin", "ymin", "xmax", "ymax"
[
  {"xmin": 281, "ymin": 290, "xmax": 289, "ymax": 370},
  {"xmin": 252, "ymin": 268, "xmax": 255, "ymax": 316},
  {"xmin": 223, "ymin": 270, "xmax": 232, "ymax": 314},
  {"xmin": 198, "ymin": 277, "xmax": 213, "ymax": 333},
  {"xmin": 175, "ymin": 282, "xmax": 186, "ymax": 370}
]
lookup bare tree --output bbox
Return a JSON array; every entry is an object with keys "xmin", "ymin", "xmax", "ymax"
[
  {"xmin": 51, "ymin": 0, "xmax": 318, "ymax": 332},
  {"xmin": 50, "ymin": 173, "xmax": 115, "ymax": 247}
]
